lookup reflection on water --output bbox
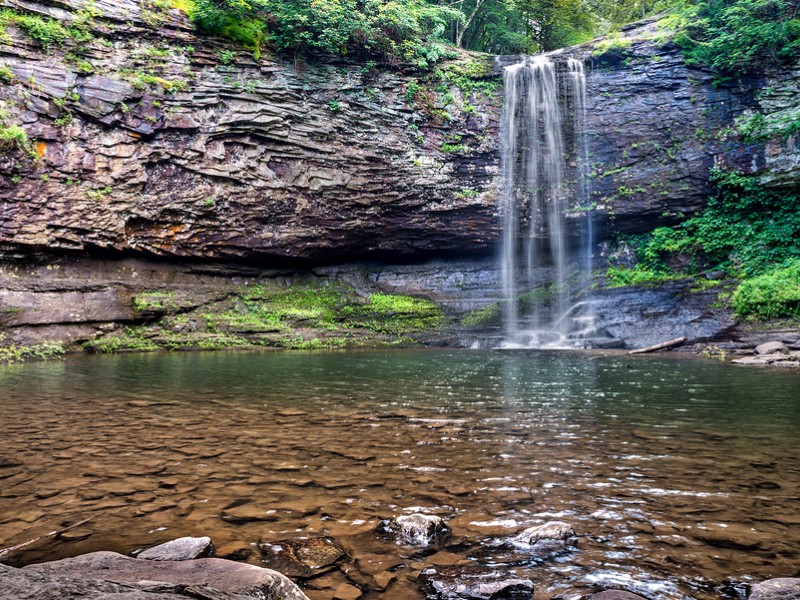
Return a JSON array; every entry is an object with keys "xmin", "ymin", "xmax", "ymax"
[{"xmin": 1, "ymin": 350, "xmax": 799, "ymax": 599}]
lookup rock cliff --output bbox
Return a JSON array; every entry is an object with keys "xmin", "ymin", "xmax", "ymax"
[
  {"xmin": 1, "ymin": 1, "xmax": 798, "ymax": 352},
  {"xmin": 0, "ymin": 0, "xmax": 499, "ymax": 263}
]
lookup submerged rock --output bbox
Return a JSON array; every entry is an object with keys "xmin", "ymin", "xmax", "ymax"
[
  {"xmin": 258, "ymin": 536, "xmax": 347, "ymax": 578},
  {"xmin": 418, "ymin": 565, "xmax": 533, "ymax": 599},
  {"xmin": 137, "ymin": 536, "xmax": 213, "ymax": 561},
  {"xmin": 379, "ymin": 513, "xmax": 451, "ymax": 547},
  {"xmin": 14, "ymin": 551, "xmax": 308, "ymax": 599},
  {"xmin": 749, "ymin": 578, "xmax": 800, "ymax": 600}
]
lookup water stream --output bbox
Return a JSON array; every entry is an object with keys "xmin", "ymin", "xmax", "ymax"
[
  {"xmin": 1, "ymin": 351, "xmax": 799, "ymax": 599},
  {"xmin": 499, "ymin": 56, "xmax": 595, "ymax": 348}
]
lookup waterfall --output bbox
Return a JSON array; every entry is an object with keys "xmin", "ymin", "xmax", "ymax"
[{"xmin": 498, "ymin": 55, "xmax": 595, "ymax": 348}]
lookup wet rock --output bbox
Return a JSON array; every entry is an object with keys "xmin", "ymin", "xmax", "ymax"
[
  {"xmin": 509, "ymin": 521, "xmax": 577, "ymax": 558},
  {"xmin": 755, "ymin": 341, "xmax": 789, "ymax": 355},
  {"xmin": 750, "ymin": 578, "xmax": 800, "ymax": 600},
  {"xmin": 512, "ymin": 521, "xmax": 575, "ymax": 544},
  {"xmin": 379, "ymin": 513, "xmax": 451, "ymax": 547},
  {"xmin": 258, "ymin": 536, "xmax": 347, "ymax": 578},
  {"xmin": 17, "ymin": 551, "xmax": 309, "ymax": 599},
  {"xmin": 691, "ymin": 523, "xmax": 764, "ymax": 551},
  {"xmin": 418, "ymin": 565, "xmax": 533, "ymax": 599},
  {"xmin": 583, "ymin": 592, "xmax": 649, "ymax": 600},
  {"xmin": 137, "ymin": 536, "xmax": 213, "ymax": 561}
]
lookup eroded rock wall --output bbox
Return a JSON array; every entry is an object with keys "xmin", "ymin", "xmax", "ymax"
[
  {"xmin": 0, "ymin": 0, "xmax": 500, "ymax": 263},
  {"xmin": 1, "ymin": 4, "xmax": 798, "ymax": 351}
]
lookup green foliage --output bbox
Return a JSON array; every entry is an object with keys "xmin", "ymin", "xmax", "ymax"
[
  {"xmin": 439, "ymin": 142, "xmax": 467, "ymax": 153},
  {"xmin": 665, "ymin": 0, "xmax": 800, "ymax": 80},
  {"xmin": 0, "ymin": 10, "xmax": 70, "ymax": 49},
  {"xmin": 592, "ymin": 32, "xmax": 632, "ymax": 57},
  {"xmin": 454, "ymin": 188, "xmax": 479, "ymax": 199},
  {"xmin": 0, "ymin": 63, "xmax": 13, "ymax": 83},
  {"xmin": 624, "ymin": 169, "xmax": 800, "ymax": 278},
  {"xmin": 85, "ymin": 327, "xmax": 160, "ymax": 353},
  {"xmin": 606, "ymin": 266, "xmax": 687, "ymax": 287},
  {"xmin": 436, "ymin": 58, "xmax": 499, "ymax": 98},
  {"xmin": 218, "ymin": 49, "xmax": 237, "ymax": 64},
  {"xmin": 120, "ymin": 69, "xmax": 188, "ymax": 93},
  {"xmin": 360, "ymin": 293, "xmax": 445, "ymax": 332},
  {"xmin": 461, "ymin": 303, "xmax": 501, "ymax": 327},
  {"xmin": 735, "ymin": 106, "xmax": 800, "ymax": 142},
  {"xmin": 0, "ymin": 124, "xmax": 30, "ymax": 152},
  {"xmin": 190, "ymin": 0, "xmax": 461, "ymax": 64},
  {"xmin": 0, "ymin": 341, "xmax": 65, "ymax": 364},
  {"xmin": 132, "ymin": 291, "xmax": 175, "ymax": 312},
  {"xmin": 731, "ymin": 260, "xmax": 800, "ymax": 319}
]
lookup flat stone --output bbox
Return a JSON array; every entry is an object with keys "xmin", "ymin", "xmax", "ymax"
[
  {"xmin": 18, "ymin": 551, "xmax": 309, "ymax": 599},
  {"xmin": 418, "ymin": 565, "xmax": 533, "ymax": 599},
  {"xmin": 750, "ymin": 578, "xmax": 800, "ymax": 600},
  {"xmin": 691, "ymin": 523, "xmax": 764, "ymax": 551},
  {"xmin": 137, "ymin": 536, "xmax": 213, "ymax": 561},
  {"xmin": 220, "ymin": 504, "xmax": 279, "ymax": 524},
  {"xmin": 332, "ymin": 582, "xmax": 363, "ymax": 600},
  {"xmin": 755, "ymin": 341, "xmax": 789, "ymax": 355},
  {"xmin": 732, "ymin": 356, "xmax": 772, "ymax": 365}
]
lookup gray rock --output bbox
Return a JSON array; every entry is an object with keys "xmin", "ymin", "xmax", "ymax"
[
  {"xmin": 137, "ymin": 536, "xmax": 213, "ymax": 561},
  {"xmin": 512, "ymin": 521, "xmax": 575, "ymax": 544},
  {"xmin": 19, "ymin": 551, "xmax": 309, "ymax": 600},
  {"xmin": 732, "ymin": 356, "xmax": 773, "ymax": 366},
  {"xmin": 419, "ymin": 565, "xmax": 533, "ymax": 599},
  {"xmin": 380, "ymin": 513, "xmax": 450, "ymax": 547},
  {"xmin": 755, "ymin": 341, "xmax": 789, "ymax": 355},
  {"xmin": 750, "ymin": 578, "xmax": 800, "ymax": 600}
]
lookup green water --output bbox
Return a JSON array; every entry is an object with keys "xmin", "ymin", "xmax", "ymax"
[{"xmin": 1, "ymin": 350, "xmax": 798, "ymax": 599}]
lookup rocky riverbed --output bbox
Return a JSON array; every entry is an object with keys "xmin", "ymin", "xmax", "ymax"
[
  {"xmin": 3, "ymin": 529, "xmax": 799, "ymax": 599},
  {"xmin": 1, "ymin": 350, "xmax": 799, "ymax": 599}
]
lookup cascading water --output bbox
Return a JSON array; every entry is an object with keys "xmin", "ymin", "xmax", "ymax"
[{"xmin": 499, "ymin": 55, "xmax": 595, "ymax": 348}]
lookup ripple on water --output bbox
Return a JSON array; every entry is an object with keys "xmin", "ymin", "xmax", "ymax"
[{"xmin": 0, "ymin": 350, "xmax": 798, "ymax": 600}]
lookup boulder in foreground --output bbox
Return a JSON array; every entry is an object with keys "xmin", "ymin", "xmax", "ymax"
[
  {"xmin": 5, "ymin": 551, "xmax": 308, "ymax": 600},
  {"xmin": 749, "ymin": 578, "xmax": 800, "ymax": 600}
]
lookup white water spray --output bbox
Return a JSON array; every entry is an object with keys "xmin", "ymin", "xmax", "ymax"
[{"xmin": 499, "ymin": 55, "xmax": 596, "ymax": 348}]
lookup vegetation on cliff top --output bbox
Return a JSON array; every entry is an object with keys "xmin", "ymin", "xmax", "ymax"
[
  {"xmin": 663, "ymin": 0, "xmax": 800, "ymax": 79},
  {"xmin": 185, "ymin": 0, "xmax": 670, "ymax": 61}
]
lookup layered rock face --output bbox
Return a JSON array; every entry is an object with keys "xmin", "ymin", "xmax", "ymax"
[
  {"xmin": 1, "ymin": 1, "xmax": 798, "ymax": 349},
  {"xmin": 573, "ymin": 19, "xmax": 799, "ymax": 235},
  {"xmin": 0, "ymin": 0, "xmax": 499, "ymax": 263},
  {"xmin": 1, "ymin": 3, "xmax": 798, "ymax": 263}
]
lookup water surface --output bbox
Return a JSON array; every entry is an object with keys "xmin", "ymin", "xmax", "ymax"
[{"xmin": 1, "ymin": 350, "xmax": 798, "ymax": 599}]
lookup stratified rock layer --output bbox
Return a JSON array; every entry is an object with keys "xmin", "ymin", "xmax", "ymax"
[{"xmin": 1, "ymin": 4, "xmax": 798, "ymax": 263}]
